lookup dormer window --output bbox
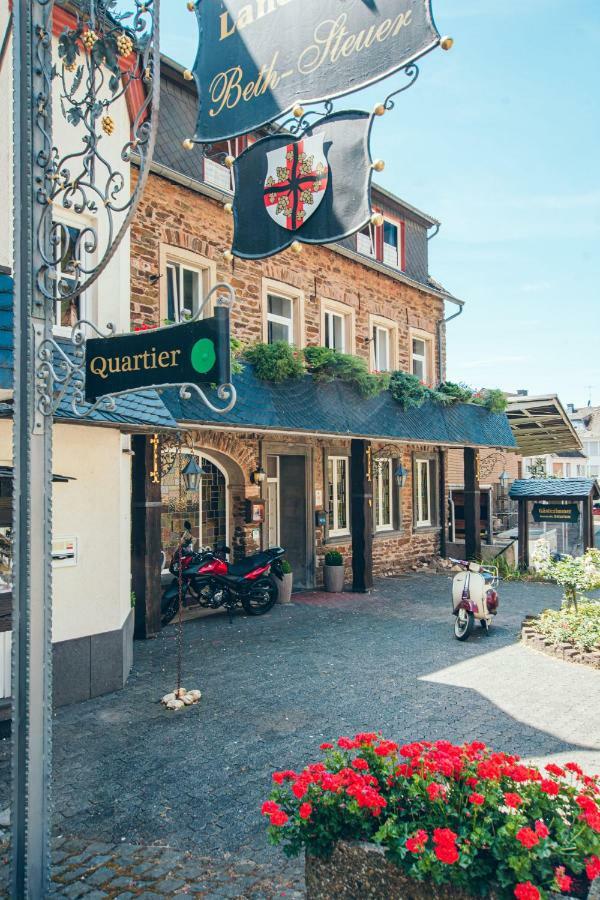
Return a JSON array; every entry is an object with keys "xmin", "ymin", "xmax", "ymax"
[
  {"xmin": 383, "ymin": 218, "xmax": 405, "ymax": 270},
  {"xmin": 356, "ymin": 225, "xmax": 375, "ymax": 258}
]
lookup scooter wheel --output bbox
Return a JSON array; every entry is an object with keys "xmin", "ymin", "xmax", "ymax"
[{"xmin": 454, "ymin": 608, "xmax": 474, "ymax": 641}]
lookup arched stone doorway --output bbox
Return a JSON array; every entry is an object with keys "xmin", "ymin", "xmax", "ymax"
[{"xmin": 161, "ymin": 452, "xmax": 229, "ymax": 559}]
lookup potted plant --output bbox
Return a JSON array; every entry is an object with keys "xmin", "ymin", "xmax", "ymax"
[
  {"xmin": 262, "ymin": 734, "xmax": 600, "ymax": 900},
  {"xmin": 323, "ymin": 550, "xmax": 345, "ymax": 593},
  {"xmin": 277, "ymin": 559, "xmax": 293, "ymax": 604}
]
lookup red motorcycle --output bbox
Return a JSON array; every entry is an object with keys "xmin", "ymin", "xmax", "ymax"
[{"xmin": 161, "ymin": 522, "xmax": 285, "ymax": 626}]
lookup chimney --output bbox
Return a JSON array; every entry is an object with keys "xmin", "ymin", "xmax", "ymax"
[
  {"xmin": 567, "ymin": 403, "xmax": 575, "ymax": 414},
  {"xmin": 516, "ymin": 389, "xmax": 528, "ymax": 396}
]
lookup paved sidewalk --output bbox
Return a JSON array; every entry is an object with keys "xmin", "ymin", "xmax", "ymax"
[{"xmin": 0, "ymin": 574, "xmax": 598, "ymax": 897}]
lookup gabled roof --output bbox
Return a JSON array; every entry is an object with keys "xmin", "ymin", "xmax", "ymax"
[
  {"xmin": 162, "ymin": 365, "xmax": 516, "ymax": 449},
  {"xmin": 509, "ymin": 478, "xmax": 599, "ymax": 500},
  {"xmin": 506, "ymin": 394, "xmax": 582, "ymax": 456}
]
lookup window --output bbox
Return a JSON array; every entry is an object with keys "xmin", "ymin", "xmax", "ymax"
[
  {"xmin": 54, "ymin": 223, "xmax": 86, "ymax": 331},
  {"xmin": 267, "ymin": 293, "xmax": 294, "ymax": 344},
  {"xmin": 266, "ymin": 456, "xmax": 280, "ymax": 547},
  {"xmin": 160, "ymin": 246, "xmax": 214, "ymax": 324},
  {"xmin": 327, "ymin": 456, "xmax": 349, "ymax": 536},
  {"xmin": 410, "ymin": 329, "xmax": 434, "ymax": 386},
  {"xmin": 372, "ymin": 325, "xmax": 390, "ymax": 372},
  {"xmin": 324, "ymin": 310, "xmax": 345, "ymax": 352},
  {"xmin": 374, "ymin": 458, "xmax": 393, "ymax": 531},
  {"xmin": 383, "ymin": 219, "xmax": 404, "ymax": 269},
  {"xmin": 356, "ymin": 225, "xmax": 375, "ymax": 258},
  {"xmin": 166, "ymin": 262, "xmax": 202, "ymax": 322},
  {"xmin": 415, "ymin": 457, "xmax": 437, "ymax": 528}
]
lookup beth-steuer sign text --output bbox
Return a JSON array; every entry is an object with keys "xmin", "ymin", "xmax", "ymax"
[{"xmin": 192, "ymin": 0, "xmax": 441, "ymax": 141}]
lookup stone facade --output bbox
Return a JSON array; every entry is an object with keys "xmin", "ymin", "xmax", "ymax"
[{"xmin": 130, "ymin": 158, "xmax": 455, "ymax": 587}]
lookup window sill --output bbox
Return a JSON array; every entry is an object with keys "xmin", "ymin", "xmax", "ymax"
[
  {"xmin": 413, "ymin": 525, "xmax": 441, "ymax": 535},
  {"xmin": 373, "ymin": 528, "xmax": 404, "ymax": 541},
  {"xmin": 324, "ymin": 533, "xmax": 351, "ymax": 546}
]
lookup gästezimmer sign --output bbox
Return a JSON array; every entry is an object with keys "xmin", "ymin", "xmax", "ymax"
[{"xmin": 192, "ymin": 0, "xmax": 441, "ymax": 142}]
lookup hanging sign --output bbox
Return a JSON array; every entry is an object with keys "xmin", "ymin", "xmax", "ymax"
[
  {"xmin": 192, "ymin": 0, "xmax": 441, "ymax": 141},
  {"xmin": 532, "ymin": 503, "xmax": 580, "ymax": 524},
  {"xmin": 232, "ymin": 110, "xmax": 373, "ymax": 258},
  {"xmin": 85, "ymin": 308, "xmax": 231, "ymax": 403}
]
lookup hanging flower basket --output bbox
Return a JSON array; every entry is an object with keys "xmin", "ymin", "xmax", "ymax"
[{"xmin": 262, "ymin": 736, "xmax": 600, "ymax": 900}]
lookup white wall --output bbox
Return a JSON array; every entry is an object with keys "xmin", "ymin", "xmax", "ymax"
[
  {"xmin": 0, "ymin": 12, "xmax": 131, "ymax": 331},
  {"xmin": 0, "ymin": 419, "xmax": 132, "ymax": 642}
]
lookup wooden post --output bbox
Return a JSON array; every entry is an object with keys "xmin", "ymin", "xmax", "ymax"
[
  {"xmin": 131, "ymin": 434, "xmax": 162, "ymax": 638},
  {"xmin": 518, "ymin": 499, "xmax": 529, "ymax": 570},
  {"xmin": 438, "ymin": 448, "xmax": 447, "ymax": 558},
  {"xmin": 351, "ymin": 439, "xmax": 373, "ymax": 592},
  {"xmin": 583, "ymin": 498, "xmax": 592, "ymax": 552},
  {"xmin": 464, "ymin": 447, "xmax": 481, "ymax": 560}
]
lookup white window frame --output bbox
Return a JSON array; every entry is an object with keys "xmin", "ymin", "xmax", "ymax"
[
  {"xmin": 324, "ymin": 309, "xmax": 345, "ymax": 352},
  {"xmin": 52, "ymin": 214, "xmax": 91, "ymax": 337},
  {"xmin": 383, "ymin": 217, "xmax": 404, "ymax": 270},
  {"xmin": 159, "ymin": 245, "xmax": 215, "ymax": 325},
  {"xmin": 328, "ymin": 455, "xmax": 350, "ymax": 537},
  {"xmin": 266, "ymin": 293, "xmax": 295, "ymax": 344},
  {"xmin": 374, "ymin": 458, "xmax": 394, "ymax": 532},
  {"xmin": 372, "ymin": 325, "xmax": 390, "ymax": 372},
  {"xmin": 356, "ymin": 226, "xmax": 376, "ymax": 258},
  {"xmin": 415, "ymin": 458, "xmax": 432, "ymax": 527},
  {"xmin": 368, "ymin": 315, "xmax": 397, "ymax": 373},
  {"xmin": 409, "ymin": 328, "xmax": 434, "ymax": 386},
  {"xmin": 320, "ymin": 297, "xmax": 355, "ymax": 355},
  {"xmin": 266, "ymin": 455, "xmax": 281, "ymax": 547},
  {"xmin": 412, "ymin": 337, "xmax": 427, "ymax": 381},
  {"xmin": 261, "ymin": 278, "xmax": 305, "ymax": 347}
]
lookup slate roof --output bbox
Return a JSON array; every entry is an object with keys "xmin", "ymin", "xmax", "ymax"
[
  {"xmin": 162, "ymin": 366, "xmax": 516, "ymax": 448},
  {"xmin": 0, "ymin": 277, "xmax": 178, "ymax": 430},
  {"xmin": 509, "ymin": 478, "xmax": 600, "ymax": 500}
]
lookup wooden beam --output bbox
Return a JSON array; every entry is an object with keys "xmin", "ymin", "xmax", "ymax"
[
  {"xmin": 439, "ymin": 448, "xmax": 447, "ymax": 558},
  {"xmin": 351, "ymin": 439, "xmax": 373, "ymax": 593},
  {"xmin": 518, "ymin": 499, "xmax": 529, "ymax": 570},
  {"xmin": 131, "ymin": 434, "xmax": 162, "ymax": 639},
  {"xmin": 464, "ymin": 447, "xmax": 481, "ymax": 561}
]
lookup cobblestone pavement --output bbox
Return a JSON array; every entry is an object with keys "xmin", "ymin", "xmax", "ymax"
[{"xmin": 0, "ymin": 574, "xmax": 599, "ymax": 897}]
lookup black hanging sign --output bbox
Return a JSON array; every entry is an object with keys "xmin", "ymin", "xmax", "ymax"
[
  {"xmin": 232, "ymin": 110, "xmax": 373, "ymax": 259},
  {"xmin": 192, "ymin": 0, "xmax": 441, "ymax": 142},
  {"xmin": 85, "ymin": 307, "xmax": 231, "ymax": 402},
  {"xmin": 532, "ymin": 503, "xmax": 580, "ymax": 524}
]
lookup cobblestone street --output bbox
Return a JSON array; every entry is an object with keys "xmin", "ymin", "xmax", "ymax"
[{"xmin": 1, "ymin": 573, "xmax": 599, "ymax": 897}]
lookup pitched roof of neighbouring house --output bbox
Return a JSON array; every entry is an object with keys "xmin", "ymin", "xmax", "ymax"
[
  {"xmin": 509, "ymin": 478, "xmax": 599, "ymax": 500},
  {"xmin": 162, "ymin": 366, "xmax": 516, "ymax": 449}
]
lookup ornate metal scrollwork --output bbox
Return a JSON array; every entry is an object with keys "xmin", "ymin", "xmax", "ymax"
[
  {"xmin": 380, "ymin": 63, "xmax": 420, "ymax": 113},
  {"xmin": 36, "ymin": 0, "xmax": 160, "ymax": 308}
]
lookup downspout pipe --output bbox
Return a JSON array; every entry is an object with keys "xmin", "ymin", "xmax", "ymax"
[{"xmin": 437, "ymin": 298, "xmax": 464, "ymax": 384}]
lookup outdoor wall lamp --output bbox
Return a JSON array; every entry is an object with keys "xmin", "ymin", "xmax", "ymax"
[
  {"xmin": 182, "ymin": 455, "xmax": 205, "ymax": 493},
  {"xmin": 250, "ymin": 464, "xmax": 266, "ymax": 485},
  {"xmin": 498, "ymin": 469, "xmax": 510, "ymax": 492},
  {"xmin": 394, "ymin": 464, "xmax": 409, "ymax": 489}
]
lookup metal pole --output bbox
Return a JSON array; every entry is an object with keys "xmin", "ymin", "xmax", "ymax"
[{"xmin": 12, "ymin": 0, "xmax": 54, "ymax": 895}]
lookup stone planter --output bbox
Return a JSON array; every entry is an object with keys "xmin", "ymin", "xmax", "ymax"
[
  {"xmin": 277, "ymin": 572, "xmax": 293, "ymax": 604},
  {"xmin": 305, "ymin": 840, "xmax": 600, "ymax": 900},
  {"xmin": 521, "ymin": 617, "xmax": 600, "ymax": 669},
  {"xmin": 323, "ymin": 565, "xmax": 344, "ymax": 593}
]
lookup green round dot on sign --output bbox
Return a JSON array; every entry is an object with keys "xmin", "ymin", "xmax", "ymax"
[{"xmin": 190, "ymin": 337, "xmax": 216, "ymax": 374}]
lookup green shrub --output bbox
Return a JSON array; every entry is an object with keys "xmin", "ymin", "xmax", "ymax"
[
  {"xmin": 472, "ymin": 388, "xmax": 508, "ymax": 413},
  {"xmin": 244, "ymin": 342, "xmax": 305, "ymax": 382},
  {"xmin": 304, "ymin": 346, "xmax": 389, "ymax": 398},
  {"xmin": 436, "ymin": 381, "xmax": 475, "ymax": 404},
  {"xmin": 534, "ymin": 601, "xmax": 600, "ymax": 652},
  {"xmin": 281, "ymin": 559, "xmax": 292, "ymax": 575},
  {"xmin": 324, "ymin": 550, "xmax": 344, "ymax": 566},
  {"xmin": 388, "ymin": 371, "xmax": 430, "ymax": 409}
]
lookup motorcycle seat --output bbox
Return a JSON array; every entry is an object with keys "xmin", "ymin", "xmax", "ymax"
[{"xmin": 227, "ymin": 547, "xmax": 284, "ymax": 577}]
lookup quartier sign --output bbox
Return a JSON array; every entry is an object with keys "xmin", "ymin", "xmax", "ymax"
[
  {"xmin": 85, "ymin": 309, "xmax": 231, "ymax": 403},
  {"xmin": 192, "ymin": 0, "xmax": 441, "ymax": 141},
  {"xmin": 532, "ymin": 503, "xmax": 580, "ymax": 525}
]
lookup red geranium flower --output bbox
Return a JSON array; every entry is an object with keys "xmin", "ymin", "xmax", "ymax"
[
  {"xmin": 469, "ymin": 792, "xmax": 485, "ymax": 806},
  {"xmin": 299, "ymin": 802, "xmax": 312, "ymax": 820},
  {"xmin": 534, "ymin": 820, "xmax": 549, "ymax": 839},
  {"xmin": 261, "ymin": 800, "xmax": 280, "ymax": 816},
  {"xmin": 270, "ymin": 808, "xmax": 289, "ymax": 827},
  {"xmin": 435, "ymin": 843, "xmax": 459, "ymax": 864},
  {"xmin": 514, "ymin": 882, "xmax": 540, "ymax": 900},
  {"xmin": 545, "ymin": 763, "xmax": 565, "ymax": 778},
  {"xmin": 516, "ymin": 827, "xmax": 539, "ymax": 849},
  {"xmin": 320, "ymin": 742, "xmax": 333, "ymax": 750},
  {"xmin": 427, "ymin": 782, "xmax": 446, "ymax": 801},
  {"xmin": 565, "ymin": 762, "xmax": 583, "ymax": 776},
  {"xmin": 433, "ymin": 827, "xmax": 457, "ymax": 847},
  {"xmin": 337, "ymin": 736, "xmax": 357, "ymax": 750},
  {"xmin": 352, "ymin": 758, "xmax": 369, "ymax": 771},
  {"xmin": 405, "ymin": 829, "xmax": 428, "ymax": 854},
  {"xmin": 582, "ymin": 810, "xmax": 600, "ymax": 832},
  {"xmin": 576, "ymin": 794, "xmax": 598, "ymax": 814},
  {"xmin": 540, "ymin": 779, "xmax": 560, "ymax": 797},
  {"xmin": 504, "ymin": 792, "xmax": 523, "ymax": 809},
  {"xmin": 553, "ymin": 867, "xmax": 573, "ymax": 892},
  {"xmin": 374, "ymin": 740, "xmax": 398, "ymax": 757},
  {"xmin": 585, "ymin": 855, "xmax": 600, "ymax": 880}
]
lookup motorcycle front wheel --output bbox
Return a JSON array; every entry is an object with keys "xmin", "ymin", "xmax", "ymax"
[
  {"xmin": 242, "ymin": 575, "xmax": 278, "ymax": 616},
  {"xmin": 454, "ymin": 608, "xmax": 474, "ymax": 641},
  {"xmin": 161, "ymin": 584, "xmax": 185, "ymax": 627}
]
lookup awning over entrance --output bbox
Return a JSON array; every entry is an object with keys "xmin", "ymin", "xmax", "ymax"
[
  {"xmin": 163, "ymin": 366, "xmax": 516, "ymax": 449},
  {"xmin": 506, "ymin": 394, "xmax": 581, "ymax": 456}
]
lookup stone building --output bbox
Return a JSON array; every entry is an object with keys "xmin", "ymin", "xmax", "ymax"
[{"xmin": 128, "ymin": 57, "xmax": 515, "ymax": 630}]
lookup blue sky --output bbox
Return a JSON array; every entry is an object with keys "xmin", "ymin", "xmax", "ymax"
[{"xmin": 160, "ymin": 0, "xmax": 600, "ymax": 409}]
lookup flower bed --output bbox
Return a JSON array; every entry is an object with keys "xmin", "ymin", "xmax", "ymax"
[
  {"xmin": 521, "ymin": 611, "xmax": 600, "ymax": 669},
  {"xmin": 262, "ymin": 736, "xmax": 600, "ymax": 899}
]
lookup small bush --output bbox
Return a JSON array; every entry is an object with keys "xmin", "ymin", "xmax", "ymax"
[
  {"xmin": 281, "ymin": 559, "xmax": 292, "ymax": 575},
  {"xmin": 304, "ymin": 346, "xmax": 389, "ymax": 398},
  {"xmin": 534, "ymin": 601, "xmax": 600, "ymax": 653},
  {"xmin": 244, "ymin": 342, "xmax": 305, "ymax": 382},
  {"xmin": 389, "ymin": 371, "xmax": 430, "ymax": 409},
  {"xmin": 324, "ymin": 550, "xmax": 344, "ymax": 567}
]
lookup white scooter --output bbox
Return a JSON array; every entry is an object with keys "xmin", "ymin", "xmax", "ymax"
[{"xmin": 449, "ymin": 558, "xmax": 499, "ymax": 641}]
